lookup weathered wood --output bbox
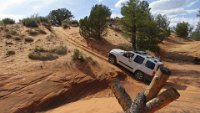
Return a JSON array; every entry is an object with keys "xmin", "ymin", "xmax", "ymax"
[
  {"xmin": 126, "ymin": 92, "xmax": 146, "ymax": 113},
  {"xmin": 145, "ymin": 67, "xmax": 171, "ymax": 101},
  {"xmin": 144, "ymin": 87, "xmax": 180, "ymax": 113},
  {"xmin": 110, "ymin": 79, "xmax": 132, "ymax": 111}
]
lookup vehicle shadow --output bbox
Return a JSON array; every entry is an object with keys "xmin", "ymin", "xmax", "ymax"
[
  {"xmin": 164, "ymin": 82, "xmax": 187, "ymax": 90},
  {"xmin": 115, "ymin": 63, "xmax": 150, "ymax": 85}
]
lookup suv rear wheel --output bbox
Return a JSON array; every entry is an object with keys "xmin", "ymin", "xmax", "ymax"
[
  {"xmin": 108, "ymin": 55, "xmax": 116, "ymax": 64},
  {"xmin": 135, "ymin": 71, "xmax": 144, "ymax": 81}
]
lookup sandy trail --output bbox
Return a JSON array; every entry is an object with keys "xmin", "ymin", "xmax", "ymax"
[
  {"xmin": 0, "ymin": 26, "xmax": 128, "ymax": 113},
  {"xmin": 47, "ymin": 32, "xmax": 200, "ymax": 113},
  {"xmin": 0, "ymin": 25, "xmax": 200, "ymax": 113}
]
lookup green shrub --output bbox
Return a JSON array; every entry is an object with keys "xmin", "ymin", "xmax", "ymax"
[
  {"xmin": 191, "ymin": 32, "xmax": 200, "ymax": 41},
  {"xmin": 71, "ymin": 20, "xmax": 79, "ymax": 27},
  {"xmin": 62, "ymin": 19, "xmax": 70, "ymax": 29},
  {"xmin": 9, "ymin": 30, "xmax": 18, "ymax": 35},
  {"xmin": 191, "ymin": 22, "xmax": 200, "ymax": 41},
  {"xmin": 26, "ymin": 29, "xmax": 39, "ymax": 36},
  {"xmin": 5, "ymin": 34, "xmax": 12, "ymax": 39},
  {"xmin": 50, "ymin": 46, "xmax": 67, "ymax": 55},
  {"xmin": 5, "ymin": 41, "xmax": 13, "ymax": 46},
  {"xmin": 25, "ymin": 37, "xmax": 34, "ymax": 42},
  {"xmin": 37, "ymin": 16, "xmax": 49, "ymax": 23},
  {"xmin": 175, "ymin": 22, "xmax": 192, "ymax": 38},
  {"xmin": 28, "ymin": 52, "xmax": 58, "ymax": 61},
  {"xmin": 62, "ymin": 23, "xmax": 69, "ymax": 29},
  {"xmin": 79, "ymin": 4, "xmax": 111, "ymax": 39},
  {"xmin": 72, "ymin": 49, "xmax": 84, "ymax": 62},
  {"xmin": 2, "ymin": 18, "xmax": 15, "ymax": 25},
  {"xmin": 0, "ymin": 21, "xmax": 3, "ymax": 26},
  {"xmin": 22, "ymin": 18, "xmax": 38, "ymax": 27},
  {"xmin": 14, "ymin": 36, "xmax": 22, "ymax": 41},
  {"xmin": 29, "ymin": 46, "xmax": 67, "ymax": 61},
  {"xmin": 34, "ymin": 47, "xmax": 48, "ymax": 52},
  {"xmin": 6, "ymin": 50, "xmax": 15, "ymax": 57}
]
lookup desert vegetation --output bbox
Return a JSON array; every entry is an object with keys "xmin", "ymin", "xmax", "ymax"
[
  {"xmin": 79, "ymin": 4, "xmax": 111, "ymax": 40},
  {"xmin": 78, "ymin": 1, "xmax": 171, "ymax": 51},
  {"xmin": 6, "ymin": 50, "xmax": 16, "ymax": 57},
  {"xmin": 48, "ymin": 8, "xmax": 73, "ymax": 26},
  {"xmin": 191, "ymin": 10, "xmax": 200, "ymax": 41},
  {"xmin": 0, "ymin": 0, "xmax": 200, "ymax": 113},
  {"xmin": 21, "ymin": 17, "xmax": 39, "ymax": 27},
  {"xmin": 24, "ymin": 37, "xmax": 34, "ymax": 42},
  {"xmin": 120, "ymin": 0, "xmax": 171, "ymax": 51},
  {"xmin": 29, "ymin": 46, "xmax": 67, "ymax": 61},
  {"xmin": 1, "ymin": 18, "xmax": 15, "ymax": 25},
  {"xmin": 21, "ymin": 15, "xmax": 49, "ymax": 28},
  {"xmin": 72, "ymin": 49, "xmax": 84, "ymax": 62},
  {"xmin": 175, "ymin": 22, "xmax": 192, "ymax": 38}
]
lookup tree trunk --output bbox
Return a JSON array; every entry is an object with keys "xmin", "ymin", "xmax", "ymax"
[
  {"xmin": 126, "ymin": 92, "xmax": 146, "ymax": 113},
  {"xmin": 98, "ymin": 26, "xmax": 101, "ymax": 40},
  {"xmin": 144, "ymin": 87, "xmax": 180, "ymax": 113},
  {"xmin": 145, "ymin": 67, "xmax": 171, "ymax": 101},
  {"xmin": 110, "ymin": 79, "xmax": 132, "ymax": 111},
  {"xmin": 131, "ymin": 25, "xmax": 137, "ymax": 51}
]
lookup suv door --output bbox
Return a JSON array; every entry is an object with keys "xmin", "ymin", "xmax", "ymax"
[
  {"xmin": 118, "ymin": 52, "xmax": 134, "ymax": 71},
  {"xmin": 132, "ymin": 55, "xmax": 145, "ymax": 72}
]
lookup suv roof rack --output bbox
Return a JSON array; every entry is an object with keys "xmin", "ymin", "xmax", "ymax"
[{"xmin": 135, "ymin": 51, "xmax": 147, "ymax": 55}]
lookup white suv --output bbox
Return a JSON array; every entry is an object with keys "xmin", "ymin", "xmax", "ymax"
[{"xmin": 108, "ymin": 49, "xmax": 163, "ymax": 81}]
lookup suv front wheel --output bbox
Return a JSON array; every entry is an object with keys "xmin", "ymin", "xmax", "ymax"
[
  {"xmin": 134, "ymin": 71, "xmax": 144, "ymax": 81},
  {"xmin": 108, "ymin": 55, "xmax": 116, "ymax": 64}
]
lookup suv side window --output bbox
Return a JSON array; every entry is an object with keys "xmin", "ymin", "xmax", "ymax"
[
  {"xmin": 123, "ymin": 52, "xmax": 134, "ymax": 58},
  {"xmin": 145, "ymin": 60, "xmax": 155, "ymax": 70},
  {"xmin": 134, "ymin": 55, "xmax": 144, "ymax": 64}
]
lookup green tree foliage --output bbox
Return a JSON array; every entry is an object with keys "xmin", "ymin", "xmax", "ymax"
[
  {"xmin": 137, "ymin": 18, "xmax": 161, "ymax": 51},
  {"xmin": 155, "ymin": 14, "xmax": 171, "ymax": 40},
  {"xmin": 79, "ymin": 4, "xmax": 111, "ymax": 40},
  {"xmin": 155, "ymin": 14, "xmax": 170, "ymax": 30},
  {"xmin": 121, "ymin": 0, "xmax": 151, "ymax": 50},
  {"xmin": 71, "ymin": 20, "xmax": 79, "ymax": 27},
  {"xmin": 176, "ymin": 22, "xmax": 192, "ymax": 38},
  {"xmin": 22, "ymin": 18, "xmax": 38, "ymax": 27},
  {"xmin": 121, "ymin": 0, "xmax": 166, "ymax": 51},
  {"xmin": 48, "ymin": 8, "xmax": 73, "ymax": 26},
  {"xmin": 191, "ymin": 11, "xmax": 200, "ymax": 40},
  {"xmin": 21, "ymin": 15, "xmax": 49, "ymax": 27},
  {"xmin": 62, "ymin": 19, "xmax": 70, "ymax": 29},
  {"xmin": 2, "ymin": 18, "xmax": 15, "ymax": 25}
]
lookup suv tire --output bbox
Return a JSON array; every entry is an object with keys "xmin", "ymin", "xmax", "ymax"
[
  {"xmin": 108, "ymin": 55, "xmax": 116, "ymax": 64},
  {"xmin": 135, "ymin": 71, "xmax": 144, "ymax": 81}
]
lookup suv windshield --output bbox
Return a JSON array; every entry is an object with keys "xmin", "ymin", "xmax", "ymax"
[
  {"xmin": 123, "ymin": 52, "xmax": 134, "ymax": 58},
  {"xmin": 145, "ymin": 60, "xmax": 155, "ymax": 70}
]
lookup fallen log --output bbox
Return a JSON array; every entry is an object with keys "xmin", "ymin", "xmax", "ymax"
[
  {"xmin": 110, "ymin": 79, "xmax": 132, "ymax": 111},
  {"xmin": 144, "ymin": 87, "xmax": 180, "ymax": 113},
  {"xmin": 126, "ymin": 92, "xmax": 146, "ymax": 113},
  {"xmin": 145, "ymin": 67, "xmax": 171, "ymax": 101},
  {"xmin": 111, "ymin": 66, "xmax": 179, "ymax": 113}
]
